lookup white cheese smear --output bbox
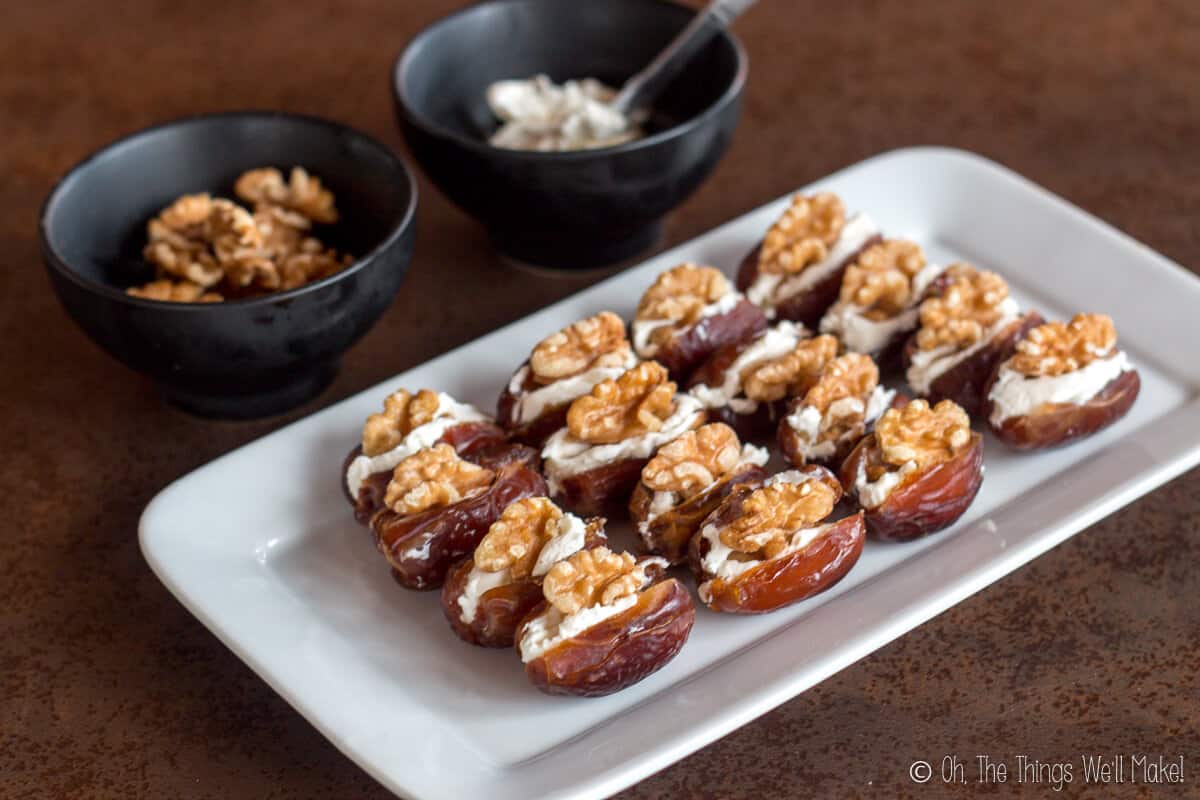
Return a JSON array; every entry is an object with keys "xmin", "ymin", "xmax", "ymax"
[
  {"xmin": 486, "ymin": 75, "xmax": 644, "ymax": 152},
  {"xmin": 542, "ymin": 395, "xmax": 705, "ymax": 492},
  {"xmin": 987, "ymin": 352, "xmax": 1131, "ymax": 426},
  {"xmin": 509, "ymin": 349, "xmax": 638, "ymax": 425}
]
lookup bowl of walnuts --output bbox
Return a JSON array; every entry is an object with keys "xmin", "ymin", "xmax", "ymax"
[{"xmin": 39, "ymin": 111, "xmax": 417, "ymax": 418}]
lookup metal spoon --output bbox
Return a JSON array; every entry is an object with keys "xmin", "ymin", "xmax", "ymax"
[{"xmin": 610, "ymin": 0, "xmax": 757, "ymax": 118}]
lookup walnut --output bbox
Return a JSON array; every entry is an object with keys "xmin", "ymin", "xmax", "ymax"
[
  {"xmin": 235, "ymin": 167, "xmax": 339, "ymax": 224},
  {"xmin": 566, "ymin": 361, "xmax": 677, "ymax": 445},
  {"xmin": 642, "ymin": 423, "xmax": 742, "ymax": 498},
  {"xmin": 126, "ymin": 279, "xmax": 223, "ymax": 303},
  {"xmin": 142, "ymin": 194, "xmax": 225, "ymax": 288},
  {"xmin": 142, "ymin": 171, "xmax": 348, "ymax": 298},
  {"xmin": 473, "ymin": 497, "xmax": 564, "ymax": 578},
  {"xmin": 529, "ymin": 311, "xmax": 632, "ymax": 383},
  {"xmin": 875, "ymin": 399, "xmax": 971, "ymax": 471},
  {"xmin": 209, "ymin": 199, "xmax": 278, "ymax": 290},
  {"xmin": 636, "ymin": 263, "xmax": 730, "ymax": 324},
  {"xmin": 719, "ymin": 477, "xmax": 837, "ymax": 559},
  {"xmin": 542, "ymin": 547, "xmax": 644, "ymax": 615},
  {"xmin": 838, "ymin": 239, "xmax": 927, "ymax": 319},
  {"xmin": 741, "ymin": 334, "xmax": 840, "ymax": 403},
  {"xmin": 361, "ymin": 388, "xmax": 442, "ymax": 456},
  {"xmin": 915, "ymin": 263, "xmax": 1011, "ymax": 351},
  {"xmin": 758, "ymin": 193, "xmax": 846, "ymax": 276},
  {"xmin": 252, "ymin": 205, "xmax": 350, "ymax": 290},
  {"xmin": 384, "ymin": 444, "xmax": 494, "ymax": 515},
  {"xmin": 801, "ymin": 353, "xmax": 879, "ymax": 412},
  {"xmin": 1009, "ymin": 313, "xmax": 1117, "ymax": 377}
]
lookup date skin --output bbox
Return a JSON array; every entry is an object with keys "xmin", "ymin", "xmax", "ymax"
[
  {"xmin": 839, "ymin": 431, "xmax": 984, "ymax": 541},
  {"xmin": 441, "ymin": 523, "xmax": 607, "ymax": 648},
  {"xmin": 629, "ymin": 462, "xmax": 770, "ymax": 564},
  {"xmin": 342, "ymin": 420, "xmax": 514, "ymax": 524},
  {"xmin": 647, "ymin": 297, "xmax": 767, "ymax": 383},
  {"xmin": 496, "ymin": 361, "xmax": 574, "ymax": 448},
  {"xmin": 518, "ymin": 577, "xmax": 696, "ymax": 697},
  {"xmin": 550, "ymin": 457, "xmax": 650, "ymax": 519},
  {"xmin": 903, "ymin": 311, "xmax": 1044, "ymax": 416},
  {"xmin": 691, "ymin": 512, "xmax": 866, "ymax": 614},
  {"xmin": 736, "ymin": 235, "xmax": 882, "ymax": 328},
  {"xmin": 370, "ymin": 463, "xmax": 547, "ymax": 590},
  {"xmin": 985, "ymin": 368, "xmax": 1140, "ymax": 450}
]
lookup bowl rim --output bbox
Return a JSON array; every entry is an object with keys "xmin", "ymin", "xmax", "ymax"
[
  {"xmin": 392, "ymin": 0, "xmax": 748, "ymax": 161},
  {"xmin": 38, "ymin": 109, "xmax": 419, "ymax": 311}
]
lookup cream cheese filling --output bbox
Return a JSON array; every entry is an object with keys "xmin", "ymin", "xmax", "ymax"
[
  {"xmin": 784, "ymin": 385, "xmax": 896, "ymax": 461},
  {"xmin": 345, "ymin": 394, "xmax": 489, "ymax": 499},
  {"xmin": 542, "ymin": 395, "xmax": 705, "ymax": 492},
  {"xmin": 987, "ymin": 351, "xmax": 1131, "ymax": 426},
  {"xmin": 689, "ymin": 321, "xmax": 807, "ymax": 414},
  {"xmin": 746, "ymin": 213, "xmax": 880, "ymax": 314},
  {"xmin": 854, "ymin": 456, "xmax": 918, "ymax": 509},
  {"xmin": 509, "ymin": 349, "xmax": 638, "ymax": 425},
  {"xmin": 820, "ymin": 263, "xmax": 946, "ymax": 355},
  {"xmin": 486, "ymin": 75, "xmax": 642, "ymax": 152}
]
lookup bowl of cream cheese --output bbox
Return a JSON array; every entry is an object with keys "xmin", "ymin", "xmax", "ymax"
[{"xmin": 393, "ymin": 0, "xmax": 746, "ymax": 270}]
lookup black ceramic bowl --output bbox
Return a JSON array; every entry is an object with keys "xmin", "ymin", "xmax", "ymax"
[
  {"xmin": 393, "ymin": 0, "xmax": 746, "ymax": 270},
  {"xmin": 40, "ymin": 112, "xmax": 417, "ymax": 419}
]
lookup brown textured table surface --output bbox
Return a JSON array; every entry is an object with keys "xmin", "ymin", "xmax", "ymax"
[{"xmin": 4, "ymin": 1, "xmax": 1199, "ymax": 797}]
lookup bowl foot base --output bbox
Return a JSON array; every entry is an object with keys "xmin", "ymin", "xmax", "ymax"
[
  {"xmin": 490, "ymin": 221, "xmax": 662, "ymax": 271},
  {"xmin": 160, "ymin": 361, "xmax": 338, "ymax": 419}
]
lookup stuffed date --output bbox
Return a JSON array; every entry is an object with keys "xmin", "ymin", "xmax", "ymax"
[
  {"xmin": 629, "ymin": 422, "xmax": 770, "ymax": 564},
  {"xmin": 838, "ymin": 399, "xmax": 983, "ymax": 541},
  {"xmin": 370, "ymin": 444, "xmax": 547, "ymax": 589},
  {"xmin": 984, "ymin": 313, "xmax": 1139, "ymax": 450},
  {"xmin": 516, "ymin": 548, "xmax": 694, "ymax": 697},
  {"xmin": 688, "ymin": 465, "xmax": 865, "ymax": 614},
  {"xmin": 441, "ymin": 497, "xmax": 606, "ymax": 648}
]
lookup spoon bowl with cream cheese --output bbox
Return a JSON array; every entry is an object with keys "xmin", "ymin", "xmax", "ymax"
[{"xmin": 393, "ymin": 0, "xmax": 747, "ymax": 269}]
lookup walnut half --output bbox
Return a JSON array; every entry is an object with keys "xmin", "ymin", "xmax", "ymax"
[
  {"xmin": 636, "ymin": 263, "xmax": 730, "ymax": 323},
  {"xmin": 875, "ymin": 399, "xmax": 971, "ymax": 471},
  {"xmin": 235, "ymin": 167, "xmax": 339, "ymax": 224},
  {"xmin": 361, "ymin": 389, "xmax": 442, "ymax": 456},
  {"xmin": 758, "ymin": 193, "xmax": 846, "ymax": 276},
  {"xmin": 566, "ymin": 361, "xmax": 677, "ymax": 445},
  {"xmin": 801, "ymin": 353, "xmax": 879, "ymax": 413},
  {"xmin": 915, "ymin": 263, "xmax": 1010, "ymax": 351},
  {"xmin": 542, "ymin": 547, "xmax": 645, "ymax": 615},
  {"xmin": 1008, "ymin": 313, "xmax": 1117, "ymax": 377},
  {"xmin": 641, "ymin": 423, "xmax": 742, "ymax": 498},
  {"xmin": 719, "ymin": 477, "xmax": 837, "ymax": 560},
  {"xmin": 838, "ymin": 239, "xmax": 926, "ymax": 319},
  {"xmin": 384, "ymin": 443, "xmax": 494, "ymax": 515},
  {"xmin": 529, "ymin": 311, "xmax": 631, "ymax": 384},
  {"xmin": 473, "ymin": 497, "xmax": 564, "ymax": 579},
  {"xmin": 740, "ymin": 334, "xmax": 840, "ymax": 403}
]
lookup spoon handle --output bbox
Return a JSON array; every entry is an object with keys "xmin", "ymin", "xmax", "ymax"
[{"xmin": 611, "ymin": 0, "xmax": 756, "ymax": 117}]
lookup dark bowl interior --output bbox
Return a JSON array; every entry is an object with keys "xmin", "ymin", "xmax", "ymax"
[
  {"xmin": 394, "ymin": 0, "xmax": 745, "ymax": 269},
  {"xmin": 41, "ymin": 112, "xmax": 417, "ymax": 418}
]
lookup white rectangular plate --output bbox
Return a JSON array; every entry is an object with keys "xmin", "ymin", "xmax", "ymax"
[{"xmin": 141, "ymin": 148, "xmax": 1200, "ymax": 800}]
